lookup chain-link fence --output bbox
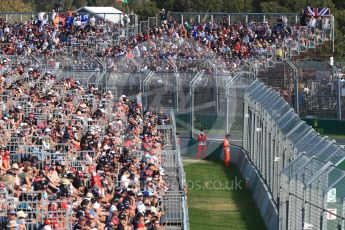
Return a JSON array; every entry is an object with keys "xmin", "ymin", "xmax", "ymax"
[
  {"xmin": 104, "ymin": 70, "xmax": 254, "ymax": 145},
  {"xmin": 243, "ymin": 80, "xmax": 345, "ymax": 229},
  {"xmin": 280, "ymin": 154, "xmax": 345, "ymax": 230},
  {"xmin": 169, "ymin": 12, "xmax": 300, "ymax": 26},
  {"xmin": 257, "ymin": 60, "xmax": 344, "ymax": 120}
]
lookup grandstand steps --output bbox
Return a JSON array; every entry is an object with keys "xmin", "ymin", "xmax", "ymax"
[{"xmin": 160, "ymin": 146, "xmax": 185, "ymax": 228}]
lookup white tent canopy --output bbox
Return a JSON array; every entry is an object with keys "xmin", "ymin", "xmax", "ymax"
[{"xmin": 76, "ymin": 6, "xmax": 126, "ymax": 24}]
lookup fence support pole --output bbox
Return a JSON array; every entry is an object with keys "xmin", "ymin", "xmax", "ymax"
[
  {"xmin": 341, "ymin": 198, "xmax": 345, "ymax": 229},
  {"xmin": 285, "ymin": 60, "xmax": 299, "ymax": 115},
  {"xmin": 143, "ymin": 71, "xmax": 155, "ymax": 110},
  {"xmin": 189, "ymin": 72, "xmax": 204, "ymax": 138},
  {"xmin": 163, "ymin": 57, "xmax": 179, "ymax": 111},
  {"xmin": 206, "ymin": 59, "xmax": 218, "ymax": 114},
  {"xmin": 332, "ymin": 15, "xmax": 335, "ymax": 54},
  {"xmin": 329, "ymin": 61, "xmax": 342, "ymax": 120},
  {"xmin": 225, "ymin": 73, "xmax": 241, "ymax": 135}
]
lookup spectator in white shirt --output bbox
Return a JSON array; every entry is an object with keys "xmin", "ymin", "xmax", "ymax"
[{"xmin": 89, "ymin": 16, "xmax": 96, "ymax": 27}]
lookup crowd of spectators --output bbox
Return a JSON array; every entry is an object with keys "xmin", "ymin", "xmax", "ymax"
[
  {"xmin": 0, "ymin": 10, "xmax": 331, "ymax": 74},
  {"xmin": 0, "ymin": 62, "xmax": 172, "ymax": 230},
  {"xmin": 0, "ymin": 7, "xmax": 335, "ymax": 230}
]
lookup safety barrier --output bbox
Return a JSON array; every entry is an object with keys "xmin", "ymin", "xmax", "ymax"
[{"xmin": 243, "ymin": 80, "xmax": 345, "ymax": 229}]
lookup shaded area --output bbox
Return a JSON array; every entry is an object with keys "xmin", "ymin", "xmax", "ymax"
[{"xmin": 184, "ymin": 159, "xmax": 266, "ymax": 230}]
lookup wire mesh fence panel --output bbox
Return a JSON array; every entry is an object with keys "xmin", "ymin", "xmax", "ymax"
[
  {"xmin": 245, "ymin": 80, "xmax": 345, "ymax": 229},
  {"xmin": 140, "ymin": 20, "xmax": 149, "ymax": 33},
  {"xmin": 148, "ymin": 17, "xmax": 158, "ymax": 28},
  {"xmin": 192, "ymin": 74, "xmax": 216, "ymax": 133},
  {"xmin": 160, "ymin": 191, "xmax": 183, "ymax": 227},
  {"xmin": 294, "ymin": 61, "xmax": 336, "ymax": 119},
  {"xmin": 229, "ymin": 14, "xmax": 248, "ymax": 23},
  {"xmin": 217, "ymin": 74, "xmax": 231, "ymax": 116},
  {"xmin": 212, "ymin": 14, "xmax": 230, "ymax": 25},
  {"xmin": 145, "ymin": 72, "xmax": 176, "ymax": 109},
  {"xmin": 107, "ymin": 72, "xmax": 146, "ymax": 98},
  {"xmin": 247, "ymin": 14, "xmax": 265, "ymax": 24},
  {"xmin": 176, "ymin": 73, "xmax": 197, "ymax": 113}
]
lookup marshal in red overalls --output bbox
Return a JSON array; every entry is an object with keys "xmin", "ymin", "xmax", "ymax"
[
  {"xmin": 196, "ymin": 130, "xmax": 207, "ymax": 160},
  {"xmin": 223, "ymin": 134, "xmax": 231, "ymax": 167}
]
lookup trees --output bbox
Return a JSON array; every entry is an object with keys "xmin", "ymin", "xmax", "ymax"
[{"xmin": 0, "ymin": 0, "xmax": 33, "ymax": 12}]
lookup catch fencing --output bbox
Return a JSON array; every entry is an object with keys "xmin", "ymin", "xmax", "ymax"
[
  {"xmin": 243, "ymin": 80, "xmax": 345, "ymax": 229},
  {"xmin": 103, "ymin": 70, "xmax": 254, "ymax": 144},
  {"xmin": 259, "ymin": 60, "xmax": 344, "ymax": 120}
]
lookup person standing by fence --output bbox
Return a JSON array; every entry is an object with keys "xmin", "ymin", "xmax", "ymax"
[
  {"xmin": 223, "ymin": 134, "xmax": 231, "ymax": 167},
  {"xmin": 196, "ymin": 129, "xmax": 207, "ymax": 160}
]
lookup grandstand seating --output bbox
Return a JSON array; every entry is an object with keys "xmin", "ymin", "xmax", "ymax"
[
  {"xmin": 0, "ymin": 9, "xmax": 335, "ymax": 230},
  {"xmin": 0, "ymin": 63, "xmax": 187, "ymax": 229}
]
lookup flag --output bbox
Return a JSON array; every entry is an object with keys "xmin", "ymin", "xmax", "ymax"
[
  {"xmin": 59, "ymin": 16, "xmax": 65, "ymax": 26},
  {"xmin": 65, "ymin": 16, "xmax": 73, "ymax": 26},
  {"xmin": 307, "ymin": 6, "xmax": 330, "ymax": 17},
  {"xmin": 80, "ymin": 14, "xmax": 89, "ymax": 23},
  {"xmin": 318, "ymin": 7, "xmax": 330, "ymax": 16},
  {"xmin": 53, "ymin": 15, "xmax": 59, "ymax": 25},
  {"xmin": 53, "ymin": 14, "xmax": 65, "ymax": 26}
]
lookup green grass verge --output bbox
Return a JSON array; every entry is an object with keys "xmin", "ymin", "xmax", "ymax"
[{"xmin": 184, "ymin": 159, "xmax": 266, "ymax": 230}]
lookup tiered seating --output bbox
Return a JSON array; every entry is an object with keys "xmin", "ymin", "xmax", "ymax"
[{"xmin": 0, "ymin": 64, "xmax": 177, "ymax": 229}]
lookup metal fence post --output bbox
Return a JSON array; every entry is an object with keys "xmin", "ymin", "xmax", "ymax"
[
  {"xmin": 330, "ymin": 61, "xmax": 342, "ymax": 120},
  {"xmin": 206, "ymin": 59, "xmax": 218, "ymax": 114},
  {"xmin": 332, "ymin": 16, "xmax": 335, "ymax": 53},
  {"xmin": 143, "ymin": 71, "xmax": 155, "ymax": 110},
  {"xmin": 226, "ymin": 81, "xmax": 230, "ymax": 133},
  {"xmin": 189, "ymin": 72, "xmax": 204, "ymax": 138},
  {"xmin": 285, "ymin": 60, "xmax": 299, "ymax": 115},
  {"xmin": 341, "ymin": 198, "xmax": 345, "ymax": 229}
]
